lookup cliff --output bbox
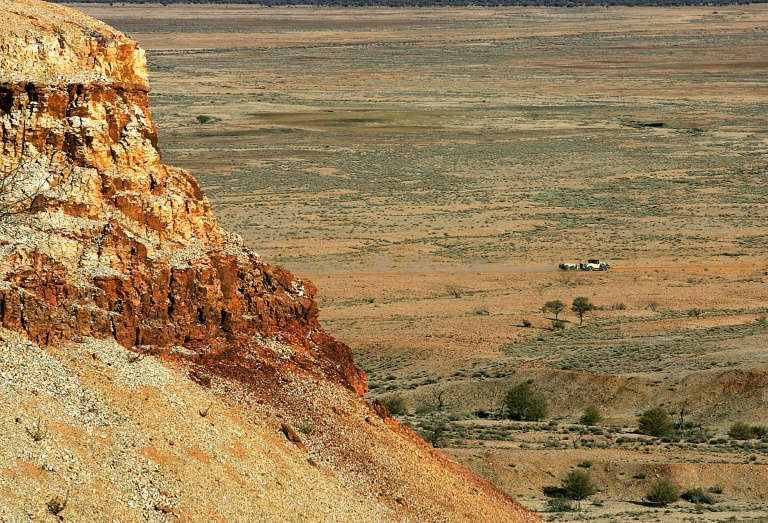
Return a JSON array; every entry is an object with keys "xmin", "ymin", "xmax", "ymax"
[{"xmin": 0, "ymin": 1, "xmax": 539, "ymax": 520}]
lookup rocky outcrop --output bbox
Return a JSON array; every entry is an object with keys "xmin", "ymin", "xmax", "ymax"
[{"xmin": 0, "ymin": 0, "xmax": 365, "ymax": 395}]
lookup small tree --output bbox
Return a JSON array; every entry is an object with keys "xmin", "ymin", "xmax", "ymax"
[
  {"xmin": 571, "ymin": 297, "xmax": 595, "ymax": 325},
  {"xmin": 579, "ymin": 405, "xmax": 603, "ymax": 426},
  {"xmin": 504, "ymin": 381, "xmax": 547, "ymax": 421},
  {"xmin": 542, "ymin": 300, "xmax": 566, "ymax": 320},
  {"xmin": 431, "ymin": 388, "xmax": 448, "ymax": 412},
  {"xmin": 645, "ymin": 478, "xmax": 679, "ymax": 506},
  {"xmin": 638, "ymin": 407, "xmax": 674, "ymax": 437},
  {"xmin": 561, "ymin": 469, "xmax": 597, "ymax": 510}
]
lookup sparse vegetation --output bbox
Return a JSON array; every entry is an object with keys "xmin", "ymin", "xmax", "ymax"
[
  {"xmin": 199, "ymin": 402, "xmax": 214, "ymax": 418},
  {"xmin": 728, "ymin": 422, "xmax": 765, "ymax": 440},
  {"xmin": 545, "ymin": 497, "xmax": 575, "ymax": 512},
  {"xmin": 681, "ymin": 487, "xmax": 716, "ymax": 505},
  {"xmin": 26, "ymin": 416, "xmax": 48, "ymax": 442},
  {"xmin": 46, "ymin": 488, "xmax": 68, "ymax": 516}
]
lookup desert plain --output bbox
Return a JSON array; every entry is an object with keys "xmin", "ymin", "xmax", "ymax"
[{"xmin": 70, "ymin": 4, "xmax": 768, "ymax": 520}]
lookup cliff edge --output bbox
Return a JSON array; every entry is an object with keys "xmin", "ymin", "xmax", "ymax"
[{"xmin": 0, "ymin": 1, "xmax": 540, "ymax": 520}]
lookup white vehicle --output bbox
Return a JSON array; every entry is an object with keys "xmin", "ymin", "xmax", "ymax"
[{"xmin": 582, "ymin": 259, "xmax": 610, "ymax": 271}]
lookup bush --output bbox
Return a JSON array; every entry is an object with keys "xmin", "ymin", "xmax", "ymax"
[
  {"xmin": 638, "ymin": 407, "xmax": 674, "ymax": 437},
  {"xmin": 561, "ymin": 470, "xmax": 597, "ymax": 510},
  {"xmin": 382, "ymin": 395, "xmax": 407, "ymax": 416},
  {"xmin": 504, "ymin": 382, "xmax": 547, "ymax": 421},
  {"xmin": 195, "ymin": 115, "xmax": 215, "ymax": 124},
  {"xmin": 681, "ymin": 488, "xmax": 715, "ymax": 505},
  {"xmin": 521, "ymin": 319, "xmax": 532, "ymax": 328},
  {"xmin": 545, "ymin": 498, "xmax": 575, "ymax": 512},
  {"xmin": 580, "ymin": 405, "xmax": 603, "ymax": 426},
  {"xmin": 728, "ymin": 422, "xmax": 756, "ymax": 440},
  {"xmin": 552, "ymin": 320, "xmax": 565, "ymax": 330},
  {"xmin": 645, "ymin": 478, "xmax": 679, "ymax": 506}
]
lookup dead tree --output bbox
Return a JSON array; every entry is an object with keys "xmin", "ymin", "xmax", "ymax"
[
  {"xmin": 0, "ymin": 153, "xmax": 69, "ymax": 221},
  {"xmin": 431, "ymin": 388, "xmax": 448, "ymax": 412}
]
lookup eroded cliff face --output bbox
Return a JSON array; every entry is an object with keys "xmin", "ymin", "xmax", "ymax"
[{"xmin": 0, "ymin": 2, "xmax": 367, "ymax": 397}]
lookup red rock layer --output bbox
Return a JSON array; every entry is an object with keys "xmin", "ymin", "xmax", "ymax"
[{"xmin": 0, "ymin": 80, "xmax": 366, "ymax": 396}]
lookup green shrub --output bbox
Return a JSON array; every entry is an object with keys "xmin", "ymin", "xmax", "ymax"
[
  {"xmin": 521, "ymin": 319, "xmax": 532, "ymax": 328},
  {"xmin": 681, "ymin": 488, "xmax": 715, "ymax": 505},
  {"xmin": 728, "ymin": 422, "xmax": 756, "ymax": 440},
  {"xmin": 561, "ymin": 469, "xmax": 598, "ymax": 510},
  {"xmin": 552, "ymin": 320, "xmax": 565, "ymax": 330},
  {"xmin": 638, "ymin": 407, "xmax": 674, "ymax": 437},
  {"xmin": 645, "ymin": 478, "xmax": 679, "ymax": 506},
  {"xmin": 545, "ymin": 498, "xmax": 575, "ymax": 512},
  {"xmin": 580, "ymin": 405, "xmax": 603, "ymax": 426},
  {"xmin": 382, "ymin": 395, "xmax": 407, "ymax": 416},
  {"xmin": 504, "ymin": 382, "xmax": 547, "ymax": 421}
]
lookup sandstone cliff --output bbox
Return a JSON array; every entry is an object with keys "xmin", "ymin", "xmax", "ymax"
[{"xmin": 0, "ymin": 1, "xmax": 539, "ymax": 520}]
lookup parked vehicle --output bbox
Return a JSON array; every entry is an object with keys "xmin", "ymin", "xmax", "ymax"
[{"xmin": 558, "ymin": 259, "xmax": 610, "ymax": 271}]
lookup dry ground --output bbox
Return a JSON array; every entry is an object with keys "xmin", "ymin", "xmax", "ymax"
[{"xmin": 71, "ymin": 4, "xmax": 768, "ymax": 520}]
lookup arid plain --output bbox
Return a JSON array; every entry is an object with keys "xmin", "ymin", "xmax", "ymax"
[{"xmin": 71, "ymin": 4, "xmax": 768, "ymax": 520}]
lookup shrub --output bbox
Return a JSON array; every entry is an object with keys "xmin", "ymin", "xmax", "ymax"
[
  {"xmin": 561, "ymin": 469, "xmax": 597, "ymax": 510},
  {"xmin": 580, "ymin": 405, "xmax": 603, "ymax": 426},
  {"xmin": 638, "ymin": 407, "xmax": 674, "ymax": 437},
  {"xmin": 521, "ymin": 319, "xmax": 532, "ymax": 328},
  {"xmin": 545, "ymin": 498, "xmax": 575, "ymax": 512},
  {"xmin": 195, "ymin": 115, "xmax": 214, "ymax": 124},
  {"xmin": 552, "ymin": 320, "xmax": 565, "ymax": 330},
  {"xmin": 504, "ymin": 382, "xmax": 547, "ymax": 421},
  {"xmin": 382, "ymin": 395, "xmax": 407, "ymax": 416},
  {"xmin": 681, "ymin": 488, "xmax": 715, "ymax": 504},
  {"xmin": 645, "ymin": 478, "xmax": 679, "ymax": 506},
  {"xmin": 728, "ymin": 422, "xmax": 756, "ymax": 440},
  {"xmin": 708, "ymin": 486, "xmax": 723, "ymax": 494},
  {"xmin": 421, "ymin": 422, "xmax": 447, "ymax": 447}
]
